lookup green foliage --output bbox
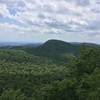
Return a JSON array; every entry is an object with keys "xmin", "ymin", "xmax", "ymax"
[
  {"xmin": 37, "ymin": 79, "xmax": 78, "ymax": 100},
  {"xmin": 0, "ymin": 41, "xmax": 100, "ymax": 100},
  {"xmin": 0, "ymin": 89, "xmax": 27, "ymax": 100},
  {"xmin": 77, "ymin": 68, "xmax": 100, "ymax": 100}
]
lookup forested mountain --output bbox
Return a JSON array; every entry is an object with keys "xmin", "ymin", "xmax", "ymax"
[
  {"xmin": 33, "ymin": 39, "xmax": 80, "ymax": 56},
  {"xmin": 0, "ymin": 40, "xmax": 100, "ymax": 100},
  {"xmin": 12, "ymin": 39, "xmax": 99, "ymax": 56}
]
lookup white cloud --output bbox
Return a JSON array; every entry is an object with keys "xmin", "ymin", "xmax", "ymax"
[
  {"xmin": 0, "ymin": 0, "xmax": 100, "ymax": 43},
  {"xmin": 0, "ymin": 3, "xmax": 10, "ymax": 17}
]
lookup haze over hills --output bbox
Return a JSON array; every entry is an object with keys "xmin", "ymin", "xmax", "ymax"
[
  {"xmin": 0, "ymin": 42, "xmax": 42, "ymax": 48},
  {"xmin": 0, "ymin": 42, "xmax": 24, "ymax": 47},
  {"xmin": 0, "ymin": 39, "xmax": 99, "ymax": 47}
]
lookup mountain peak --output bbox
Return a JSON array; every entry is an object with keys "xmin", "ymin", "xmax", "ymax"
[
  {"xmin": 43, "ymin": 39, "xmax": 70, "ymax": 46},
  {"xmin": 34, "ymin": 39, "xmax": 80, "ymax": 58}
]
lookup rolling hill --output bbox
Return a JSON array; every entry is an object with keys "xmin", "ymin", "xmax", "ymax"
[
  {"xmin": 33, "ymin": 39, "xmax": 80, "ymax": 56},
  {"xmin": 0, "ymin": 39, "xmax": 99, "ymax": 64}
]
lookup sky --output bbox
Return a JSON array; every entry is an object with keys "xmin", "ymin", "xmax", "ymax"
[{"xmin": 0, "ymin": 0, "xmax": 100, "ymax": 43}]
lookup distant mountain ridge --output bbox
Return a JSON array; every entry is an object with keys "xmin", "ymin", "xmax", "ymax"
[
  {"xmin": 0, "ymin": 42, "xmax": 42, "ymax": 48},
  {"xmin": 0, "ymin": 39, "xmax": 100, "ymax": 65},
  {"xmin": 0, "ymin": 39, "xmax": 100, "ymax": 56},
  {"xmin": 0, "ymin": 40, "xmax": 99, "ymax": 47},
  {"xmin": 0, "ymin": 42, "xmax": 25, "ymax": 47}
]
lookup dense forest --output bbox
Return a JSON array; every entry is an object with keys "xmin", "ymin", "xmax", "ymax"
[{"xmin": 0, "ymin": 40, "xmax": 100, "ymax": 100}]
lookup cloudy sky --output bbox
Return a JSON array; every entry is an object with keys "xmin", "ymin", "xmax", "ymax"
[{"xmin": 0, "ymin": 0, "xmax": 100, "ymax": 43}]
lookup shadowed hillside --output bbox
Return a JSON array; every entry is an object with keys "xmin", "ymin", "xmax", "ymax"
[{"xmin": 34, "ymin": 39, "xmax": 80, "ymax": 55}]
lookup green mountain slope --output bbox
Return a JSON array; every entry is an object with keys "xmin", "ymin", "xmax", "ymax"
[
  {"xmin": 34, "ymin": 39, "xmax": 80, "ymax": 55},
  {"xmin": 23, "ymin": 40, "xmax": 81, "ymax": 64}
]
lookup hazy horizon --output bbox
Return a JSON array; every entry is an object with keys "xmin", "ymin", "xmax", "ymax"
[
  {"xmin": 0, "ymin": 39, "xmax": 100, "ymax": 46},
  {"xmin": 0, "ymin": 0, "xmax": 100, "ymax": 44}
]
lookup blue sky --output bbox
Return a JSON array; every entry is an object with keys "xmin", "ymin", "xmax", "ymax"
[{"xmin": 0, "ymin": 0, "xmax": 100, "ymax": 43}]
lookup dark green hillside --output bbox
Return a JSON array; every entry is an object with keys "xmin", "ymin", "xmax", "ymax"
[
  {"xmin": 23, "ymin": 40, "xmax": 99, "ymax": 59},
  {"xmin": 34, "ymin": 39, "xmax": 80, "ymax": 55},
  {"xmin": 22, "ymin": 40, "xmax": 81, "ymax": 64},
  {"xmin": 23, "ymin": 40, "xmax": 100, "ymax": 65}
]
